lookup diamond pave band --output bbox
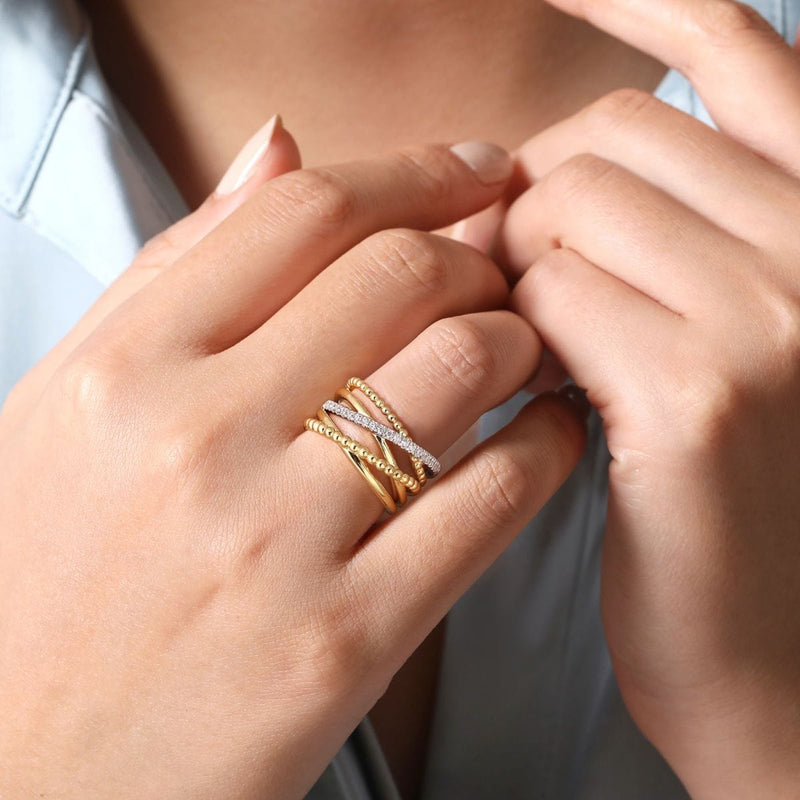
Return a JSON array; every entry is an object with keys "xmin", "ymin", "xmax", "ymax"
[{"xmin": 322, "ymin": 400, "xmax": 441, "ymax": 478}]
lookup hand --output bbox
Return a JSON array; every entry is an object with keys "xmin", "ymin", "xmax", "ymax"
[
  {"xmin": 501, "ymin": 1, "xmax": 800, "ymax": 795},
  {"xmin": 0, "ymin": 122, "xmax": 586, "ymax": 798}
]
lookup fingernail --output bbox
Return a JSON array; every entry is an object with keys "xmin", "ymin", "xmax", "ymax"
[
  {"xmin": 216, "ymin": 114, "xmax": 282, "ymax": 195},
  {"xmin": 449, "ymin": 141, "xmax": 513, "ymax": 185},
  {"xmin": 556, "ymin": 383, "xmax": 592, "ymax": 421}
]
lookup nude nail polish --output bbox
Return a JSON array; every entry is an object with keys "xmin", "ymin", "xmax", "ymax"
[
  {"xmin": 449, "ymin": 141, "xmax": 513, "ymax": 185},
  {"xmin": 216, "ymin": 114, "xmax": 282, "ymax": 195}
]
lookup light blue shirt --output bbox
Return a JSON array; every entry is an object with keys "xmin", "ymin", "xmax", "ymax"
[{"xmin": 3, "ymin": 1, "xmax": 798, "ymax": 797}]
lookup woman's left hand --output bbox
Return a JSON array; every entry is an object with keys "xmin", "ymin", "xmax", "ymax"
[{"xmin": 500, "ymin": 1, "xmax": 800, "ymax": 795}]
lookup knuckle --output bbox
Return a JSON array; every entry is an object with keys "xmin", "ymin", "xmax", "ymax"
[
  {"xmin": 362, "ymin": 228, "xmax": 450, "ymax": 295},
  {"xmin": 676, "ymin": 304, "xmax": 800, "ymax": 459},
  {"xmin": 424, "ymin": 317, "xmax": 496, "ymax": 402},
  {"xmin": 672, "ymin": 289, "xmax": 800, "ymax": 451},
  {"xmin": 53, "ymin": 355, "xmax": 125, "ymax": 425},
  {"xmin": 267, "ymin": 168, "xmax": 359, "ymax": 230},
  {"xmin": 391, "ymin": 146, "xmax": 451, "ymax": 204},
  {"xmin": 143, "ymin": 423, "xmax": 218, "ymax": 495},
  {"xmin": 470, "ymin": 450, "xmax": 532, "ymax": 528},
  {"xmin": 690, "ymin": 1, "xmax": 775, "ymax": 49},
  {"xmin": 134, "ymin": 228, "xmax": 180, "ymax": 269},
  {"xmin": 585, "ymin": 88, "xmax": 658, "ymax": 137},
  {"xmin": 545, "ymin": 153, "xmax": 617, "ymax": 208}
]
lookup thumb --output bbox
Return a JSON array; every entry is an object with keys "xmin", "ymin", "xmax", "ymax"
[{"xmin": 5, "ymin": 115, "xmax": 301, "ymax": 419}]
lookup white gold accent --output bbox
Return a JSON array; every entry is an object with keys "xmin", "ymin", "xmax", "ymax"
[{"xmin": 322, "ymin": 400, "xmax": 441, "ymax": 477}]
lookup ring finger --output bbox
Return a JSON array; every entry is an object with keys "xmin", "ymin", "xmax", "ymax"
[{"xmin": 285, "ymin": 308, "xmax": 541, "ymax": 551}]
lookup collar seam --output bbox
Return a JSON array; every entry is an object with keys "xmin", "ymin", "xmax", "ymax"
[
  {"xmin": 68, "ymin": 89, "xmax": 175, "ymax": 228},
  {"xmin": 1, "ymin": 25, "xmax": 89, "ymax": 216}
]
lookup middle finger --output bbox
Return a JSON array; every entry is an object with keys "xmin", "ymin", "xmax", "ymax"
[
  {"xmin": 228, "ymin": 229, "xmax": 509, "ymax": 415},
  {"xmin": 133, "ymin": 143, "xmax": 513, "ymax": 354}
]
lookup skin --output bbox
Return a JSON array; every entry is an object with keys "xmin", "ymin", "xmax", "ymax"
[
  {"xmin": 0, "ymin": 138, "xmax": 588, "ymax": 799},
  {"xmin": 1, "ymin": 0, "xmax": 799, "ymax": 798},
  {"xmin": 79, "ymin": 0, "xmax": 666, "ymax": 205},
  {"xmin": 500, "ymin": 1, "xmax": 800, "ymax": 795},
  {"xmin": 73, "ymin": 6, "xmax": 664, "ymax": 789}
]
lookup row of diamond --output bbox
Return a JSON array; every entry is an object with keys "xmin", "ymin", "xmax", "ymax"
[{"xmin": 322, "ymin": 400, "xmax": 441, "ymax": 477}]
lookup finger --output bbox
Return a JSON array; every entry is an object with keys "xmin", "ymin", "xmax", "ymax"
[
  {"xmin": 496, "ymin": 154, "xmax": 751, "ymax": 314},
  {"xmin": 350, "ymin": 391, "xmax": 586, "ymax": 656},
  {"xmin": 513, "ymin": 90, "xmax": 800, "ymax": 256},
  {"xmin": 234, "ymin": 230, "xmax": 508, "ymax": 412},
  {"xmin": 448, "ymin": 183, "xmax": 569, "ymax": 395},
  {"xmin": 133, "ymin": 142, "xmax": 513, "ymax": 353},
  {"xmin": 509, "ymin": 247, "xmax": 683, "ymax": 420},
  {"xmin": 448, "ymin": 201, "xmax": 506, "ymax": 253},
  {"xmin": 6, "ymin": 116, "xmax": 302, "ymax": 420},
  {"xmin": 545, "ymin": 0, "xmax": 800, "ymax": 171},
  {"xmin": 281, "ymin": 310, "xmax": 542, "ymax": 550}
]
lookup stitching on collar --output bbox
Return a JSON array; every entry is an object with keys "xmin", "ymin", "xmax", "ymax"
[{"xmin": 1, "ymin": 28, "xmax": 88, "ymax": 215}]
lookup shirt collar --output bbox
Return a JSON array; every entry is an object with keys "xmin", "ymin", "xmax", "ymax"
[{"xmin": 0, "ymin": 0, "xmax": 89, "ymax": 216}]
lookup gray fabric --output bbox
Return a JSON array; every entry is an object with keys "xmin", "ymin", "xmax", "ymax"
[{"xmin": 1, "ymin": 0, "xmax": 796, "ymax": 796}]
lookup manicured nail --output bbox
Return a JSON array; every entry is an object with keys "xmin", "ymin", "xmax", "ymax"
[
  {"xmin": 556, "ymin": 383, "xmax": 592, "ymax": 421},
  {"xmin": 449, "ymin": 141, "xmax": 513, "ymax": 185},
  {"xmin": 216, "ymin": 114, "xmax": 282, "ymax": 195}
]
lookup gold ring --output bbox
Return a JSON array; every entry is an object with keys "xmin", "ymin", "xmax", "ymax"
[{"xmin": 304, "ymin": 378, "xmax": 439, "ymax": 513}]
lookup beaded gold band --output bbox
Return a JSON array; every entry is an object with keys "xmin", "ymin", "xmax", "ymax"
[
  {"xmin": 310, "ymin": 409, "xmax": 399, "ymax": 513},
  {"xmin": 344, "ymin": 377, "xmax": 438, "ymax": 482},
  {"xmin": 324, "ymin": 399, "xmax": 442, "ymax": 479},
  {"xmin": 304, "ymin": 377, "xmax": 437, "ymax": 513},
  {"xmin": 336, "ymin": 389, "xmax": 407, "ymax": 505}
]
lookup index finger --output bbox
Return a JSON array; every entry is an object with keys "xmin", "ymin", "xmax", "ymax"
[{"xmin": 546, "ymin": 0, "xmax": 800, "ymax": 171}]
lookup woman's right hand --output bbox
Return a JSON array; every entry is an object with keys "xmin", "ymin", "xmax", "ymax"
[{"xmin": 0, "ymin": 126, "xmax": 586, "ymax": 799}]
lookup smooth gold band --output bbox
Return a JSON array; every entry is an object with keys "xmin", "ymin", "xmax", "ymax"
[
  {"xmin": 337, "ymin": 388, "xmax": 407, "ymax": 505},
  {"xmin": 308, "ymin": 409, "xmax": 398, "ymax": 513}
]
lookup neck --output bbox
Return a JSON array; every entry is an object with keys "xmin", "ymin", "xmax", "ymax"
[{"xmin": 81, "ymin": 0, "xmax": 666, "ymax": 208}]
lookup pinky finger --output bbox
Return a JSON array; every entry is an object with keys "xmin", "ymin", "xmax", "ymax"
[{"xmin": 352, "ymin": 391, "xmax": 587, "ymax": 657}]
